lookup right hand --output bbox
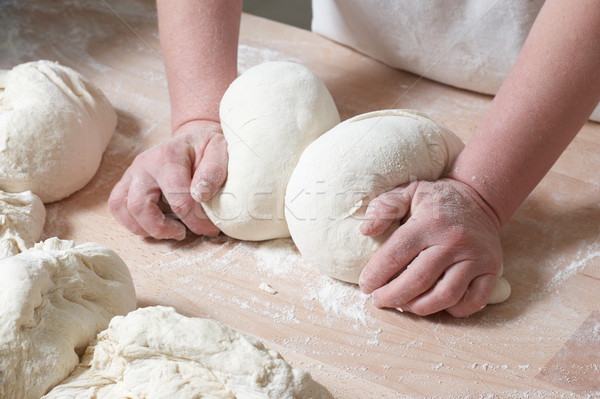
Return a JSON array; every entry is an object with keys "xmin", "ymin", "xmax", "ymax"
[{"xmin": 109, "ymin": 120, "xmax": 228, "ymax": 240}]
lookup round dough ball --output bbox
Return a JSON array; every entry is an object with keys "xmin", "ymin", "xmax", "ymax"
[
  {"xmin": 0, "ymin": 60, "xmax": 117, "ymax": 203},
  {"xmin": 0, "ymin": 238, "xmax": 136, "ymax": 399},
  {"xmin": 202, "ymin": 61, "xmax": 340, "ymax": 241},
  {"xmin": 285, "ymin": 109, "xmax": 511, "ymax": 303},
  {"xmin": 43, "ymin": 306, "xmax": 333, "ymax": 399},
  {"xmin": 0, "ymin": 190, "xmax": 45, "ymax": 259}
]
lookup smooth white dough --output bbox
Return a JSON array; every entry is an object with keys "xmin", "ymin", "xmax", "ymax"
[
  {"xmin": 285, "ymin": 109, "xmax": 511, "ymax": 303},
  {"xmin": 43, "ymin": 306, "xmax": 333, "ymax": 399},
  {"xmin": 202, "ymin": 62, "xmax": 340, "ymax": 241},
  {"xmin": 0, "ymin": 238, "xmax": 136, "ymax": 399},
  {"xmin": 0, "ymin": 190, "xmax": 45, "ymax": 259},
  {"xmin": 0, "ymin": 60, "xmax": 117, "ymax": 203}
]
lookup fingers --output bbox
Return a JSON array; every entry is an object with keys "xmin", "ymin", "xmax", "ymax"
[
  {"xmin": 359, "ymin": 220, "xmax": 424, "ymax": 294},
  {"xmin": 370, "ymin": 258, "xmax": 498, "ymax": 317},
  {"xmin": 108, "ymin": 173, "xmax": 149, "ymax": 237},
  {"xmin": 446, "ymin": 273, "xmax": 498, "ymax": 318},
  {"xmin": 125, "ymin": 173, "xmax": 187, "ymax": 240},
  {"xmin": 155, "ymin": 162, "xmax": 220, "ymax": 237},
  {"xmin": 360, "ymin": 184, "xmax": 413, "ymax": 237},
  {"xmin": 399, "ymin": 260, "xmax": 477, "ymax": 316},
  {"xmin": 368, "ymin": 247, "xmax": 455, "ymax": 311},
  {"xmin": 191, "ymin": 133, "xmax": 228, "ymax": 202}
]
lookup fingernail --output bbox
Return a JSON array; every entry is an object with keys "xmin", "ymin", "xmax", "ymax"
[
  {"xmin": 396, "ymin": 307, "xmax": 404, "ymax": 313},
  {"xmin": 204, "ymin": 228, "xmax": 220, "ymax": 238},
  {"xmin": 192, "ymin": 181, "xmax": 212, "ymax": 202},
  {"xmin": 360, "ymin": 220, "xmax": 374, "ymax": 235},
  {"xmin": 171, "ymin": 230, "xmax": 186, "ymax": 241}
]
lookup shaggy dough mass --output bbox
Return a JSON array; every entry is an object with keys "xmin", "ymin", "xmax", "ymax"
[
  {"xmin": 0, "ymin": 189, "xmax": 45, "ymax": 259},
  {"xmin": 43, "ymin": 306, "xmax": 333, "ymax": 399},
  {"xmin": 0, "ymin": 238, "xmax": 136, "ymax": 399},
  {"xmin": 0, "ymin": 60, "xmax": 117, "ymax": 203},
  {"xmin": 202, "ymin": 61, "xmax": 340, "ymax": 241}
]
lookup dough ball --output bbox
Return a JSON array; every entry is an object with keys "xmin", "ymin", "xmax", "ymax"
[
  {"xmin": 0, "ymin": 60, "xmax": 117, "ymax": 203},
  {"xmin": 285, "ymin": 109, "xmax": 511, "ymax": 303},
  {"xmin": 43, "ymin": 306, "xmax": 333, "ymax": 399},
  {"xmin": 0, "ymin": 190, "xmax": 45, "ymax": 259},
  {"xmin": 202, "ymin": 61, "xmax": 340, "ymax": 241},
  {"xmin": 0, "ymin": 238, "xmax": 136, "ymax": 399}
]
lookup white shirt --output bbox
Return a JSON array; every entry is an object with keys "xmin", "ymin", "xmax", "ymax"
[{"xmin": 312, "ymin": 0, "xmax": 600, "ymax": 121}]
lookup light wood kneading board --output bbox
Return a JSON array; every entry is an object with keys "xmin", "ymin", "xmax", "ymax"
[{"xmin": 1, "ymin": 1, "xmax": 599, "ymax": 397}]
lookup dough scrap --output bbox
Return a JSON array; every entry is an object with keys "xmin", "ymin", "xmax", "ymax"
[
  {"xmin": 285, "ymin": 109, "xmax": 511, "ymax": 303},
  {"xmin": 43, "ymin": 306, "xmax": 333, "ymax": 399},
  {"xmin": 0, "ymin": 60, "xmax": 117, "ymax": 203},
  {"xmin": 0, "ymin": 189, "xmax": 45, "ymax": 259},
  {"xmin": 202, "ymin": 62, "xmax": 340, "ymax": 241},
  {"xmin": 0, "ymin": 238, "xmax": 136, "ymax": 399}
]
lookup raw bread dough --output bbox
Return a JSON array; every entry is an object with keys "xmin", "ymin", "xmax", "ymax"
[
  {"xmin": 0, "ymin": 190, "xmax": 45, "ymax": 259},
  {"xmin": 0, "ymin": 238, "xmax": 136, "ymax": 399},
  {"xmin": 43, "ymin": 306, "xmax": 333, "ymax": 399},
  {"xmin": 0, "ymin": 60, "xmax": 117, "ymax": 203},
  {"xmin": 285, "ymin": 109, "xmax": 511, "ymax": 304},
  {"xmin": 202, "ymin": 62, "xmax": 340, "ymax": 241}
]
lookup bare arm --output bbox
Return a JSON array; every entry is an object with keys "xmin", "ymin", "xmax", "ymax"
[
  {"xmin": 360, "ymin": 0, "xmax": 600, "ymax": 317},
  {"xmin": 157, "ymin": 0, "xmax": 242, "ymax": 130},
  {"xmin": 449, "ymin": 0, "xmax": 600, "ymax": 225},
  {"xmin": 109, "ymin": 1, "xmax": 242, "ymax": 240}
]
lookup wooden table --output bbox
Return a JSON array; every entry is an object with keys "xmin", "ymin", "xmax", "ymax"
[{"xmin": 2, "ymin": 1, "xmax": 599, "ymax": 397}]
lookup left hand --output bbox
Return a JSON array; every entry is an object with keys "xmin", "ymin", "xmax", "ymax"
[{"xmin": 359, "ymin": 178, "xmax": 503, "ymax": 317}]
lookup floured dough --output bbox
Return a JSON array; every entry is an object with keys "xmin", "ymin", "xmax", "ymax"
[
  {"xmin": 43, "ymin": 306, "xmax": 332, "ymax": 399},
  {"xmin": 0, "ymin": 60, "xmax": 117, "ymax": 203},
  {"xmin": 0, "ymin": 189, "xmax": 45, "ymax": 259},
  {"xmin": 285, "ymin": 109, "xmax": 511, "ymax": 303},
  {"xmin": 202, "ymin": 62, "xmax": 340, "ymax": 240},
  {"xmin": 0, "ymin": 238, "xmax": 136, "ymax": 399}
]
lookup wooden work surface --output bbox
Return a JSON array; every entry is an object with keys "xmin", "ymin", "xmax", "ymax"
[{"xmin": 2, "ymin": 1, "xmax": 599, "ymax": 398}]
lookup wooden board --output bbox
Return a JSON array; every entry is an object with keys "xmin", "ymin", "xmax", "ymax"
[{"xmin": 1, "ymin": 1, "xmax": 599, "ymax": 397}]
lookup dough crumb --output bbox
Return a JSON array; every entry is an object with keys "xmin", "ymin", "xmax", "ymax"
[{"xmin": 259, "ymin": 282, "xmax": 278, "ymax": 295}]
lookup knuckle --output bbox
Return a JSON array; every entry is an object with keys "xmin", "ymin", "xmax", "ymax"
[
  {"xmin": 167, "ymin": 198, "xmax": 191, "ymax": 217},
  {"xmin": 434, "ymin": 289, "xmax": 462, "ymax": 308},
  {"xmin": 409, "ymin": 269, "xmax": 431, "ymax": 293},
  {"xmin": 107, "ymin": 195, "xmax": 122, "ymax": 213},
  {"xmin": 126, "ymin": 196, "xmax": 149, "ymax": 215}
]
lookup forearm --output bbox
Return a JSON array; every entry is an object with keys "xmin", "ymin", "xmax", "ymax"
[
  {"xmin": 157, "ymin": 0, "xmax": 242, "ymax": 131},
  {"xmin": 449, "ymin": 0, "xmax": 600, "ymax": 225}
]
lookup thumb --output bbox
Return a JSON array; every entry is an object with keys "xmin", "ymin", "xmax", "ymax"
[
  {"xmin": 191, "ymin": 134, "xmax": 228, "ymax": 202},
  {"xmin": 359, "ymin": 182, "xmax": 416, "ymax": 237}
]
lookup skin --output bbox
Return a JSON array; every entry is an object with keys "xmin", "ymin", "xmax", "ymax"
[
  {"xmin": 108, "ymin": 0, "xmax": 242, "ymax": 240},
  {"xmin": 109, "ymin": 0, "xmax": 600, "ymax": 317},
  {"xmin": 359, "ymin": 0, "xmax": 600, "ymax": 317}
]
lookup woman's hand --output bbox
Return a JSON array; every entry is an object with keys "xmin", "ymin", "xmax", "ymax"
[
  {"xmin": 359, "ymin": 178, "xmax": 503, "ymax": 317},
  {"xmin": 109, "ymin": 120, "xmax": 227, "ymax": 240}
]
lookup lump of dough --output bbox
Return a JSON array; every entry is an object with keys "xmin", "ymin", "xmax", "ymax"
[
  {"xmin": 202, "ymin": 61, "xmax": 340, "ymax": 241},
  {"xmin": 0, "ymin": 60, "xmax": 117, "ymax": 203},
  {"xmin": 43, "ymin": 306, "xmax": 333, "ymax": 399},
  {"xmin": 0, "ymin": 190, "xmax": 45, "ymax": 259},
  {"xmin": 285, "ymin": 109, "xmax": 511, "ymax": 304},
  {"xmin": 0, "ymin": 238, "xmax": 136, "ymax": 399}
]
